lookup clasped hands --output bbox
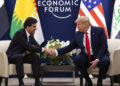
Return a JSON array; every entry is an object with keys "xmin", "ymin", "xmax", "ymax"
[
  {"xmin": 44, "ymin": 48, "xmax": 99, "ymax": 70},
  {"xmin": 44, "ymin": 48, "xmax": 56, "ymax": 56}
]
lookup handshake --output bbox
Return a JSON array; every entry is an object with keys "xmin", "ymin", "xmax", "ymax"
[{"xmin": 44, "ymin": 48, "xmax": 57, "ymax": 56}]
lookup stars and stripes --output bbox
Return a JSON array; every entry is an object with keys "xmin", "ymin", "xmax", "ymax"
[{"xmin": 78, "ymin": 0, "xmax": 109, "ymax": 38}]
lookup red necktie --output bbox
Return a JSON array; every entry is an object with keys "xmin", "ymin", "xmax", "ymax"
[{"xmin": 85, "ymin": 32, "xmax": 91, "ymax": 62}]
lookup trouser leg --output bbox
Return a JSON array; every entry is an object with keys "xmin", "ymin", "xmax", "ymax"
[
  {"xmin": 24, "ymin": 53, "xmax": 41, "ymax": 78},
  {"xmin": 97, "ymin": 55, "xmax": 110, "ymax": 80},
  {"xmin": 24, "ymin": 53, "xmax": 41, "ymax": 85},
  {"xmin": 74, "ymin": 54, "xmax": 90, "ymax": 79},
  {"xmin": 9, "ymin": 54, "xmax": 24, "ymax": 79},
  {"xmin": 0, "ymin": 77, "xmax": 2, "ymax": 86}
]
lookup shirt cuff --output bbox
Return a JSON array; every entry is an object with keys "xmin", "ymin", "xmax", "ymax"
[
  {"xmin": 42, "ymin": 48, "xmax": 44, "ymax": 52},
  {"xmin": 55, "ymin": 49, "xmax": 58, "ymax": 56},
  {"xmin": 95, "ymin": 59, "xmax": 100, "ymax": 62}
]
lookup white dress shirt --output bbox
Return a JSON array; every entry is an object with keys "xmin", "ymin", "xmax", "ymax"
[
  {"xmin": 25, "ymin": 29, "xmax": 30, "ymax": 42},
  {"xmin": 83, "ymin": 27, "xmax": 93, "ymax": 55},
  {"xmin": 84, "ymin": 27, "xmax": 99, "ymax": 61}
]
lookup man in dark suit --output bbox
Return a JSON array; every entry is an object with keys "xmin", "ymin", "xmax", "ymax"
[
  {"xmin": 45, "ymin": 16, "xmax": 110, "ymax": 86},
  {"xmin": 6, "ymin": 17, "xmax": 43, "ymax": 86}
]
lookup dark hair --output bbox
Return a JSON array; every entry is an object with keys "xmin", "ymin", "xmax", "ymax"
[{"xmin": 24, "ymin": 17, "xmax": 37, "ymax": 28}]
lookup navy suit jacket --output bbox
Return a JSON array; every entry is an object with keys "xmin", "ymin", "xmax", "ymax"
[
  {"xmin": 6, "ymin": 29, "xmax": 42, "ymax": 58},
  {"xmin": 58, "ymin": 26, "xmax": 109, "ymax": 60}
]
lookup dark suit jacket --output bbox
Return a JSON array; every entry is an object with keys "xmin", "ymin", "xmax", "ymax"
[
  {"xmin": 58, "ymin": 26, "xmax": 109, "ymax": 60},
  {"xmin": 6, "ymin": 29, "xmax": 42, "ymax": 58}
]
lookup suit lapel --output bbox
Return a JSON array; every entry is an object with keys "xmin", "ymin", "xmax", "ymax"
[
  {"xmin": 91, "ymin": 27, "xmax": 95, "ymax": 54},
  {"xmin": 79, "ymin": 32, "xmax": 85, "ymax": 51},
  {"xmin": 23, "ymin": 29, "xmax": 28, "ymax": 41}
]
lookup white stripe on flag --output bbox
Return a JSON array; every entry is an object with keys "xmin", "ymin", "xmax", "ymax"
[
  {"xmin": 80, "ymin": 1, "xmax": 98, "ymax": 26},
  {"xmin": 33, "ymin": 13, "xmax": 44, "ymax": 45},
  {"xmin": 94, "ymin": 6, "xmax": 107, "ymax": 28}
]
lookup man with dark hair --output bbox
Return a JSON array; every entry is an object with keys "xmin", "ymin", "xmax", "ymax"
[{"xmin": 6, "ymin": 17, "xmax": 43, "ymax": 86}]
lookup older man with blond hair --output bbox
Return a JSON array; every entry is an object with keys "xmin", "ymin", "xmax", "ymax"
[{"xmin": 45, "ymin": 16, "xmax": 110, "ymax": 86}]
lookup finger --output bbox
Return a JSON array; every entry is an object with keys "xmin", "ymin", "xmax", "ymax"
[
  {"xmin": 90, "ymin": 62, "xmax": 92, "ymax": 64},
  {"xmin": 89, "ymin": 66, "xmax": 92, "ymax": 70},
  {"xmin": 50, "ymin": 50, "xmax": 55, "ymax": 55},
  {"xmin": 51, "ymin": 49, "xmax": 56, "ymax": 54},
  {"xmin": 89, "ymin": 65, "xmax": 94, "ymax": 70}
]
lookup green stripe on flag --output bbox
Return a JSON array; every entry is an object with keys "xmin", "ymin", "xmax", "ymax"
[{"xmin": 10, "ymin": 13, "xmax": 23, "ymax": 38}]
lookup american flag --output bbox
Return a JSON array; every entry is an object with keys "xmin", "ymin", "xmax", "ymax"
[{"xmin": 78, "ymin": 0, "xmax": 109, "ymax": 38}]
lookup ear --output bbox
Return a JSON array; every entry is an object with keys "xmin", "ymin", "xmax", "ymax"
[{"xmin": 26, "ymin": 26, "xmax": 31, "ymax": 30}]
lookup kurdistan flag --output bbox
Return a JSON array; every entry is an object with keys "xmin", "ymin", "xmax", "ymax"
[
  {"xmin": 10, "ymin": 0, "xmax": 44, "ymax": 44},
  {"xmin": 111, "ymin": 0, "xmax": 120, "ymax": 38}
]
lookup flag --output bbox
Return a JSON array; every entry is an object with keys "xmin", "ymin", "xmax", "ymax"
[
  {"xmin": 10, "ymin": 0, "xmax": 44, "ymax": 44},
  {"xmin": 0, "ymin": 0, "xmax": 9, "ymax": 39},
  {"xmin": 111, "ymin": 0, "xmax": 120, "ymax": 39},
  {"xmin": 77, "ymin": 0, "xmax": 109, "ymax": 38}
]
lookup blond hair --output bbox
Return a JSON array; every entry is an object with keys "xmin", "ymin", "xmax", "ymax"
[{"xmin": 75, "ymin": 16, "xmax": 92, "ymax": 26}]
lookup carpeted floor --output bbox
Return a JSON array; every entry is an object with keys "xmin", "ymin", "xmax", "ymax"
[{"xmin": 1, "ymin": 77, "xmax": 119, "ymax": 86}]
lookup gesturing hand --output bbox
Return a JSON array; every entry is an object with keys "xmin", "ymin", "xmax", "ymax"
[{"xmin": 89, "ymin": 59, "xmax": 99, "ymax": 70}]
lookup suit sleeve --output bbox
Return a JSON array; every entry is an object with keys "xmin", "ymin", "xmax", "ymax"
[
  {"xmin": 96, "ymin": 28, "xmax": 108, "ymax": 60},
  {"xmin": 58, "ymin": 36, "xmax": 77, "ymax": 56},
  {"xmin": 14, "ymin": 31, "xmax": 42, "ymax": 53}
]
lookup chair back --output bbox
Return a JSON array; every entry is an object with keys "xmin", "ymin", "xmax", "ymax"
[
  {"xmin": 0, "ymin": 40, "xmax": 11, "ymax": 52},
  {"xmin": 107, "ymin": 39, "xmax": 120, "ymax": 53}
]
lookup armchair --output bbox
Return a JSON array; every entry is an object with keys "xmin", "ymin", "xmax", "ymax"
[
  {"xmin": 0, "ymin": 40, "xmax": 33, "ymax": 86},
  {"xmin": 79, "ymin": 39, "xmax": 120, "ymax": 86}
]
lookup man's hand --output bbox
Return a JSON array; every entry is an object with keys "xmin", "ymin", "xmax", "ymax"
[
  {"xmin": 25, "ymin": 51, "xmax": 31, "ymax": 55},
  {"xmin": 89, "ymin": 59, "xmax": 99, "ymax": 70},
  {"xmin": 44, "ymin": 48, "xmax": 56, "ymax": 56}
]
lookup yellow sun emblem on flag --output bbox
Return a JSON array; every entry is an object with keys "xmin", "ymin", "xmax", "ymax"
[{"xmin": 13, "ymin": 0, "xmax": 38, "ymax": 25}]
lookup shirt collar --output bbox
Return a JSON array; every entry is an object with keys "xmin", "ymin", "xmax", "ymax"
[
  {"xmin": 25, "ymin": 29, "xmax": 30, "ymax": 38},
  {"xmin": 86, "ymin": 26, "xmax": 91, "ymax": 34}
]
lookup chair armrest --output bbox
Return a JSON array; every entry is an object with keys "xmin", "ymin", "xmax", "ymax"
[
  {"xmin": 0, "ymin": 51, "xmax": 9, "ymax": 77},
  {"xmin": 107, "ymin": 48, "xmax": 120, "ymax": 75},
  {"xmin": 87, "ymin": 47, "xmax": 120, "ymax": 75}
]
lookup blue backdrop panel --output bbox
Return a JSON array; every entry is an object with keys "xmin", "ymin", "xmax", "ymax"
[{"xmin": 3, "ymin": 0, "xmax": 114, "ymax": 40}]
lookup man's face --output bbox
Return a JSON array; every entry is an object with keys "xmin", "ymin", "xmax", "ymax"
[
  {"xmin": 27, "ymin": 24, "xmax": 37, "ymax": 35},
  {"xmin": 76, "ymin": 22, "xmax": 88, "ymax": 33}
]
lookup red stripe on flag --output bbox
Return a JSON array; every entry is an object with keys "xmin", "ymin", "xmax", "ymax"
[
  {"xmin": 97, "ymin": 4, "xmax": 104, "ymax": 17},
  {"xmin": 33, "ymin": 0, "xmax": 39, "ymax": 14},
  {"xmin": 79, "ymin": 8, "xmax": 85, "ymax": 16},
  {"xmin": 90, "ymin": 10, "xmax": 109, "ymax": 38}
]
